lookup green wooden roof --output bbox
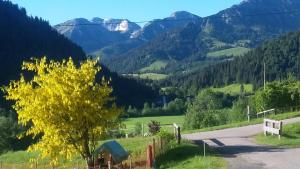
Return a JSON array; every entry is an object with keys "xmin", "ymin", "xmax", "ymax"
[{"xmin": 94, "ymin": 140, "xmax": 129, "ymax": 163}]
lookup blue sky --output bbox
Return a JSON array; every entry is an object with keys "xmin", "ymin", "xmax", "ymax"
[{"xmin": 10, "ymin": 0, "xmax": 243, "ymax": 26}]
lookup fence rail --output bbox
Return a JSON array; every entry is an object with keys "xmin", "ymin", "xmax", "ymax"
[
  {"xmin": 257, "ymin": 108, "xmax": 275, "ymax": 118},
  {"xmin": 263, "ymin": 118, "xmax": 282, "ymax": 139}
]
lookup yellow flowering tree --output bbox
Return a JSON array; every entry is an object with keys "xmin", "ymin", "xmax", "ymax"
[{"xmin": 2, "ymin": 57, "xmax": 122, "ymax": 167}]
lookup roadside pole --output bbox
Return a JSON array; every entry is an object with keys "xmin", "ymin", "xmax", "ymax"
[
  {"xmin": 247, "ymin": 105, "xmax": 250, "ymax": 122},
  {"xmin": 203, "ymin": 141, "xmax": 206, "ymax": 157},
  {"xmin": 142, "ymin": 123, "xmax": 144, "ymax": 136}
]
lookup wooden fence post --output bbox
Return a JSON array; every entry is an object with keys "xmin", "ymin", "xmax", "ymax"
[
  {"xmin": 159, "ymin": 137, "xmax": 162, "ymax": 150},
  {"xmin": 264, "ymin": 120, "xmax": 267, "ymax": 136},
  {"xmin": 147, "ymin": 145, "xmax": 153, "ymax": 168},
  {"xmin": 129, "ymin": 155, "xmax": 132, "ymax": 169},
  {"xmin": 108, "ymin": 154, "xmax": 112, "ymax": 169},
  {"xmin": 279, "ymin": 121, "xmax": 283, "ymax": 139},
  {"xmin": 108, "ymin": 160, "xmax": 111, "ymax": 169},
  {"xmin": 152, "ymin": 138, "xmax": 156, "ymax": 160},
  {"xmin": 177, "ymin": 127, "xmax": 181, "ymax": 144}
]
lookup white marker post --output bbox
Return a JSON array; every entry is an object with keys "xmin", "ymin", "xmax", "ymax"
[{"xmin": 247, "ymin": 105, "xmax": 250, "ymax": 122}]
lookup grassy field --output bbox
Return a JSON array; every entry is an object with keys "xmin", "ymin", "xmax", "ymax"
[
  {"xmin": 0, "ymin": 137, "xmax": 154, "ymax": 168},
  {"xmin": 207, "ymin": 47, "xmax": 250, "ymax": 58},
  {"xmin": 156, "ymin": 141, "xmax": 227, "ymax": 169},
  {"xmin": 127, "ymin": 73, "xmax": 168, "ymax": 80},
  {"xmin": 184, "ymin": 111, "xmax": 300, "ymax": 134},
  {"xmin": 211, "ymin": 83, "xmax": 253, "ymax": 96},
  {"xmin": 140, "ymin": 60, "xmax": 168, "ymax": 72},
  {"xmin": 123, "ymin": 115, "xmax": 184, "ymax": 133},
  {"xmin": 255, "ymin": 121, "xmax": 300, "ymax": 148}
]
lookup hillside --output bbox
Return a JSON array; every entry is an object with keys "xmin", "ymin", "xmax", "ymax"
[
  {"xmin": 0, "ymin": 0, "xmax": 157, "ymax": 108},
  {"xmin": 103, "ymin": 0, "xmax": 300, "ymax": 74},
  {"xmin": 0, "ymin": 1, "xmax": 86, "ymax": 85},
  {"xmin": 162, "ymin": 28, "xmax": 300, "ymax": 93}
]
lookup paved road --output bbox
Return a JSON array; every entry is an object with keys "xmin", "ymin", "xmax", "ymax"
[{"xmin": 183, "ymin": 117, "xmax": 300, "ymax": 169}]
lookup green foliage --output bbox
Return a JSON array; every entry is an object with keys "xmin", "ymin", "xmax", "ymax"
[
  {"xmin": 133, "ymin": 122, "xmax": 142, "ymax": 136},
  {"xmin": 126, "ymin": 105, "xmax": 140, "ymax": 117},
  {"xmin": 131, "ymin": 98, "xmax": 187, "ymax": 117},
  {"xmin": 0, "ymin": 116, "xmax": 16, "ymax": 154},
  {"xmin": 252, "ymin": 79, "xmax": 300, "ymax": 112},
  {"xmin": 157, "ymin": 130, "xmax": 174, "ymax": 142},
  {"xmin": 142, "ymin": 102, "xmax": 151, "ymax": 116},
  {"xmin": 184, "ymin": 89, "xmax": 230, "ymax": 129},
  {"xmin": 148, "ymin": 120, "xmax": 161, "ymax": 135},
  {"xmin": 229, "ymin": 97, "xmax": 248, "ymax": 122},
  {"xmin": 0, "ymin": 108, "xmax": 35, "ymax": 154},
  {"xmin": 191, "ymin": 89, "xmax": 223, "ymax": 110},
  {"xmin": 164, "ymin": 98, "xmax": 187, "ymax": 115}
]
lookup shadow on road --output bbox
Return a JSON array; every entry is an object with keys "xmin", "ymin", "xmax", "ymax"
[
  {"xmin": 193, "ymin": 139, "xmax": 284, "ymax": 158},
  {"xmin": 217, "ymin": 145, "xmax": 284, "ymax": 158}
]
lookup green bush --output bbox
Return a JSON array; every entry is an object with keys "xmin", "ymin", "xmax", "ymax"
[
  {"xmin": 229, "ymin": 97, "xmax": 248, "ymax": 122},
  {"xmin": 134, "ymin": 122, "xmax": 142, "ymax": 136},
  {"xmin": 157, "ymin": 130, "xmax": 174, "ymax": 142},
  {"xmin": 252, "ymin": 78, "xmax": 300, "ymax": 112},
  {"xmin": 148, "ymin": 120, "xmax": 161, "ymax": 135},
  {"xmin": 183, "ymin": 89, "xmax": 229, "ymax": 130}
]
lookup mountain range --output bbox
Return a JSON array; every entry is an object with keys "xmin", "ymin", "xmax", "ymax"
[
  {"xmin": 55, "ymin": 11, "xmax": 200, "ymax": 54},
  {"xmin": 55, "ymin": 0, "xmax": 300, "ymax": 76}
]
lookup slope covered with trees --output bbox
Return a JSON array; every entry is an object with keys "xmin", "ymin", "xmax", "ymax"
[{"xmin": 163, "ymin": 29, "xmax": 300, "ymax": 93}]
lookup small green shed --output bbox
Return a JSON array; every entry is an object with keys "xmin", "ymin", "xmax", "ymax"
[{"xmin": 94, "ymin": 140, "xmax": 129, "ymax": 164}]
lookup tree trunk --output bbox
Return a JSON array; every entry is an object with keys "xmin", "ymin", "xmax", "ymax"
[{"xmin": 86, "ymin": 156, "xmax": 94, "ymax": 169}]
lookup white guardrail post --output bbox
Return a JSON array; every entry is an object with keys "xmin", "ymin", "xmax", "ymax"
[{"xmin": 263, "ymin": 119, "xmax": 282, "ymax": 139}]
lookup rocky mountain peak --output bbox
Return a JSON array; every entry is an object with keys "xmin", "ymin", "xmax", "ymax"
[{"xmin": 170, "ymin": 11, "xmax": 199, "ymax": 20}]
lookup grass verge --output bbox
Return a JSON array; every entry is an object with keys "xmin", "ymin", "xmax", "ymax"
[
  {"xmin": 255, "ymin": 121, "xmax": 300, "ymax": 148},
  {"xmin": 155, "ymin": 140, "xmax": 227, "ymax": 169}
]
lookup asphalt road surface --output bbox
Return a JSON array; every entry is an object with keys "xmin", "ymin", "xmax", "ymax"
[{"xmin": 183, "ymin": 117, "xmax": 300, "ymax": 169}]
